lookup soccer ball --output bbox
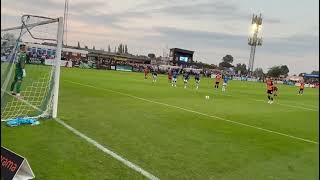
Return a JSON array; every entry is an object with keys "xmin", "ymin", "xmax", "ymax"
[{"xmin": 205, "ymin": 96, "xmax": 210, "ymax": 99}]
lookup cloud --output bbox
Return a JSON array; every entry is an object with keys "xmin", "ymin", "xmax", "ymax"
[
  {"xmin": 1, "ymin": 0, "xmax": 317, "ymax": 74},
  {"xmin": 147, "ymin": 1, "xmax": 281, "ymax": 24},
  {"xmin": 261, "ymin": 34, "xmax": 319, "ymax": 56},
  {"xmin": 144, "ymin": 26, "xmax": 317, "ymax": 54}
]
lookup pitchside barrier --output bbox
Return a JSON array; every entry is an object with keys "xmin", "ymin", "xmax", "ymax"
[{"xmin": 1, "ymin": 146, "xmax": 35, "ymax": 180}]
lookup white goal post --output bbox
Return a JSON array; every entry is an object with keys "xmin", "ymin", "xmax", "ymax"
[{"xmin": 1, "ymin": 15, "xmax": 64, "ymax": 121}]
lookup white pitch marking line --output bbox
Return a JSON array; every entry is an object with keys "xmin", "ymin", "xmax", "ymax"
[
  {"xmin": 65, "ymin": 80, "xmax": 319, "ymax": 145},
  {"xmin": 203, "ymin": 89, "xmax": 318, "ymax": 111},
  {"xmin": 1, "ymin": 90, "xmax": 159, "ymax": 180},
  {"xmin": 54, "ymin": 118, "xmax": 160, "ymax": 180},
  {"xmin": 251, "ymin": 99, "xmax": 318, "ymax": 111}
]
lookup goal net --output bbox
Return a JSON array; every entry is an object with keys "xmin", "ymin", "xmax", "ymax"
[{"xmin": 1, "ymin": 15, "xmax": 63, "ymax": 121}]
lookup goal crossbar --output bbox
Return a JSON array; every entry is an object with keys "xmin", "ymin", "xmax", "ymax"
[{"xmin": 1, "ymin": 18, "xmax": 58, "ymax": 32}]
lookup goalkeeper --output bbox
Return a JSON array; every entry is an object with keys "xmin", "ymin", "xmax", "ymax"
[{"xmin": 10, "ymin": 44, "xmax": 27, "ymax": 98}]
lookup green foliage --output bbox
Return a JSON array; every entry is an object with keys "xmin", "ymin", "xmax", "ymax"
[
  {"xmin": 234, "ymin": 63, "xmax": 247, "ymax": 75},
  {"xmin": 124, "ymin": 44, "xmax": 128, "ymax": 54},
  {"xmin": 280, "ymin": 65, "xmax": 289, "ymax": 76},
  {"xmin": 219, "ymin": 61, "xmax": 233, "ymax": 68},
  {"xmin": 253, "ymin": 67, "xmax": 264, "ymax": 78},
  {"xmin": 219, "ymin": 55, "xmax": 234, "ymax": 68},
  {"xmin": 267, "ymin": 65, "xmax": 290, "ymax": 77},
  {"xmin": 222, "ymin": 54, "xmax": 234, "ymax": 64}
]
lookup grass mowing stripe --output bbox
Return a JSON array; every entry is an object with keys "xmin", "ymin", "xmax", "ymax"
[
  {"xmin": 54, "ymin": 118, "xmax": 160, "ymax": 180},
  {"xmin": 193, "ymin": 87, "xmax": 318, "ymax": 112},
  {"xmin": 2, "ymin": 90, "xmax": 159, "ymax": 180},
  {"xmin": 65, "ymin": 80, "xmax": 319, "ymax": 145},
  {"xmin": 1, "ymin": 89, "xmax": 44, "ymax": 121},
  {"xmin": 251, "ymin": 99, "xmax": 318, "ymax": 111},
  {"xmin": 165, "ymin": 81, "xmax": 318, "ymax": 111}
]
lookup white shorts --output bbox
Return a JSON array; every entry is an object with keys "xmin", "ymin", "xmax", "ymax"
[
  {"xmin": 184, "ymin": 79, "xmax": 188, "ymax": 83},
  {"xmin": 223, "ymin": 82, "xmax": 227, "ymax": 86},
  {"xmin": 173, "ymin": 78, "xmax": 177, "ymax": 81}
]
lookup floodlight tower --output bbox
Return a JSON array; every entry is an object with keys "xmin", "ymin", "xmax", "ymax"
[{"xmin": 248, "ymin": 13, "xmax": 263, "ymax": 75}]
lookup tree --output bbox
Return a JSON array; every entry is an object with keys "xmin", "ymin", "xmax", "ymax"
[
  {"xmin": 267, "ymin": 65, "xmax": 290, "ymax": 77},
  {"xmin": 124, "ymin": 44, "xmax": 128, "ymax": 54},
  {"xmin": 77, "ymin": 41, "xmax": 80, "ymax": 48},
  {"xmin": 219, "ymin": 54, "xmax": 233, "ymax": 68},
  {"xmin": 234, "ymin": 63, "xmax": 247, "ymax": 75},
  {"xmin": 108, "ymin": 45, "xmax": 111, "ymax": 52},
  {"xmin": 253, "ymin": 67, "xmax": 264, "ymax": 78},
  {"xmin": 148, "ymin": 53, "xmax": 155, "ymax": 58},
  {"xmin": 114, "ymin": 46, "xmax": 117, "ymax": 53},
  {"xmin": 267, "ymin": 66, "xmax": 282, "ymax": 77},
  {"xmin": 280, "ymin": 65, "xmax": 289, "ymax": 77},
  {"xmin": 222, "ymin": 54, "xmax": 233, "ymax": 64},
  {"xmin": 93, "ymin": 46, "xmax": 95, "ymax": 50},
  {"xmin": 118, "ymin": 44, "xmax": 123, "ymax": 54},
  {"xmin": 1, "ymin": 33, "xmax": 16, "ymax": 47},
  {"xmin": 84, "ymin": 45, "xmax": 88, "ymax": 49},
  {"xmin": 219, "ymin": 61, "xmax": 233, "ymax": 68},
  {"xmin": 311, "ymin": 71, "xmax": 319, "ymax": 75}
]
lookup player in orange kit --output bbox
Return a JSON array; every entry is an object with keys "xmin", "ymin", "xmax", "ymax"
[
  {"xmin": 298, "ymin": 81, "xmax": 305, "ymax": 95},
  {"xmin": 214, "ymin": 73, "xmax": 221, "ymax": 89},
  {"xmin": 266, "ymin": 77, "xmax": 274, "ymax": 104}
]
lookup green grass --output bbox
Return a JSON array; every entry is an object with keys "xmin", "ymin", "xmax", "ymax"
[{"xmin": 1, "ymin": 67, "xmax": 319, "ymax": 180}]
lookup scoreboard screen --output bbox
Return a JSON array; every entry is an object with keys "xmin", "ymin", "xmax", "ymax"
[{"xmin": 179, "ymin": 56, "xmax": 188, "ymax": 62}]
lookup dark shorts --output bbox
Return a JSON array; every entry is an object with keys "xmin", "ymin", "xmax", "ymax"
[
  {"xmin": 215, "ymin": 81, "xmax": 220, "ymax": 85},
  {"xmin": 267, "ymin": 90, "xmax": 273, "ymax": 94},
  {"xmin": 195, "ymin": 77, "xmax": 200, "ymax": 81},
  {"xmin": 300, "ymin": 88, "xmax": 304, "ymax": 91}
]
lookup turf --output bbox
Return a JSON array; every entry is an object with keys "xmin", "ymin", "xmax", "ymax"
[{"xmin": 1, "ymin": 67, "xmax": 319, "ymax": 180}]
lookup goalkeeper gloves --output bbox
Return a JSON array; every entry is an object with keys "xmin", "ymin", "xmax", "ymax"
[{"xmin": 22, "ymin": 69, "xmax": 26, "ymax": 77}]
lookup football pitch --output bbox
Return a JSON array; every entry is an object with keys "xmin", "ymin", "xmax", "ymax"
[{"xmin": 1, "ymin": 67, "xmax": 319, "ymax": 180}]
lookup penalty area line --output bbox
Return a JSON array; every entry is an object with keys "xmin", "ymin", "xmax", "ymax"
[{"xmin": 65, "ymin": 80, "xmax": 319, "ymax": 145}]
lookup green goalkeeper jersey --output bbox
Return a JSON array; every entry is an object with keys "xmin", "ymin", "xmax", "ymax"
[{"xmin": 16, "ymin": 52, "xmax": 27, "ymax": 71}]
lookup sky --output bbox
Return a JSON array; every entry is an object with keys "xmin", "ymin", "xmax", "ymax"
[{"xmin": 1, "ymin": 0, "xmax": 319, "ymax": 75}]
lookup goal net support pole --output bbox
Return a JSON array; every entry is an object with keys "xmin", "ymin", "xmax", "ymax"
[{"xmin": 52, "ymin": 17, "xmax": 64, "ymax": 118}]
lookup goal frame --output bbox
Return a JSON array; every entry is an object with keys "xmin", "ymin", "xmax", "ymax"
[{"xmin": 1, "ymin": 15, "xmax": 64, "ymax": 120}]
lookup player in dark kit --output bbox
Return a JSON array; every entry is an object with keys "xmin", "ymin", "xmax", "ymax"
[
  {"xmin": 194, "ymin": 72, "xmax": 200, "ymax": 89},
  {"xmin": 152, "ymin": 69, "xmax": 158, "ymax": 83},
  {"xmin": 266, "ymin": 77, "xmax": 274, "ymax": 104},
  {"xmin": 183, "ymin": 72, "xmax": 190, "ymax": 89},
  {"xmin": 172, "ymin": 70, "xmax": 178, "ymax": 87}
]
